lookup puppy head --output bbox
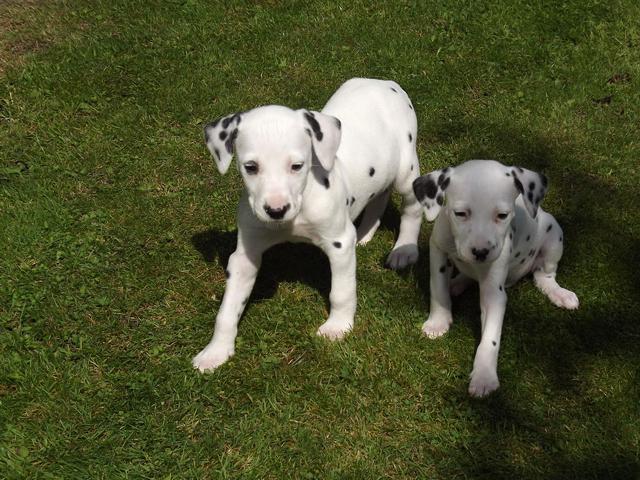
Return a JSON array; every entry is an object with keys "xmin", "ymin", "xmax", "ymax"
[
  {"xmin": 203, "ymin": 106, "xmax": 341, "ymax": 224},
  {"xmin": 413, "ymin": 160, "xmax": 548, "ymax": 264}
]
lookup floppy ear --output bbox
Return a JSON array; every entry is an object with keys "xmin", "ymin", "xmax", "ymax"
[
  {"xmin": 510, "ymin": 166, "xmax": 548, "ymax": 218},
  {"xmin": 298, "ymin": 109, "xmax": 341, "ymax": 171},
  {"xmin": 203, "ymin": 113, "xmax": 242, "ymax": 174},
  {"xmin": 412, "ymin": 167, "xmax": 453, "ymax": 221}
]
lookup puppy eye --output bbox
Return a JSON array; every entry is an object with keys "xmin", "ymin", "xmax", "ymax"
[
  {"xmin": 454, "ymin": 211, "xmax": 468, "ymax": 218},
  {"xmin": 497, "ymin": 212, "xmax": 509, "ymax": 220},
  {"xmin": 291, "ymin": 163, "xmax": 304, "ymax": 172},
  {"xmin": 244, "ymin": 162, "xmax": 259, "ymax": 175}
]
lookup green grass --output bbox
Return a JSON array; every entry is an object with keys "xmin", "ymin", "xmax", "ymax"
[{"xmin": 1, "ymin": 0, "xmax": 640, "ymax": 478}]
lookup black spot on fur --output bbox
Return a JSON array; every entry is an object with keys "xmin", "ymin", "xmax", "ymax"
[
  {"xmin": 323, "ymin": 177, "xmax": 330, "ymax": 189},
  {"xmin": 439, "ymin": 265, "xmax": 446, "ymax": 273},
  {"xmin": 509, "ymin": 232, "xmax": 513, "ymax": 240},
  {"xmin": 350, "ymin": 197, "xmax": 355, "ymax": 206},
  {"xmin": 527, "ymin": 191, "xmax": 534, "ymax": 203},
  {"xmin": 492, "ymin": 341, "xmax": 497, "ymax": 346},
  {"xmin": 559, "ymin": 236, "xmax": 563, "ymax": 242},
  {"xmin": 408, "ymin": 132, "xmax": 413, "ymax": 142},
  {"xmin": 410, "ymin": 165, "xmax": 414, "ymax": 171},
  {"xmin": 369, "ymin": 167, "xmax": 375, "ymax": 177},
  {"xmin": 515, "ymin": 252, "xmax": 521, "ymax": 258},
  {"xmin": 516, "ymin": 166, "xmax": 524, "ymax": 173},
  {"xmin": 529, "ymin": 181, "xmax": 535, "ymax": 191},
  {"xmin": 505, "ymin": 172, "xmax": 511, "ymax": 177},
  {"xmin": 529, "ymin": 249, "xmax": 535, "ymax": 257},
  {"xmin": 540, "ymin": 173, "xmax": 548, "ymax": 188},
  {"xmin": 346, "ymin": 198, "xmax": 349, "ymax": 206},
  {"xmin": 446, "ymin": 259, "xmax": 452, "ymax": 267},
  {"xmin": 413, "ymin": 175, "xmax": 438, "ymax": 201},
  {"xmin": 520, "ymin": 258, "xmax": 525, "ymax": 264},
  {"xmin": 546, "ymin": 224, "xmax": 553, "ymax": 232},
  {"xmin": 513, "ymin": 176, "xmax": 524, "ymax": 194},
  {"xmin": 225, "ymin": 270, "xmax": 230, "ymax": 279},
  {"xmin": 390, "ymin": 87, "xmax": 398, "ymax": 93},
  {"xmin": 333, "ymin": 241, "xmax": 342, "ymax": 248},
  {"xmin": 206, "ymin": 119, "xmax": 220, "ymax": 131},
  {"xmin": 499, "ymin": 285, "xmax": 503, "ymax": 291},
  {"xmin": 408, "ymin": 104, "xmax": 413, "ymax": 110},
  {"xmin": 214, "ymin": 148, "xmax": 220, "ymax": 161},
  {"xmin": 222, "ymin": 115, "xmax": 236, "ymax": 129},
  {"xmin": 225, "ymin": 128, "xmax": 238, "ymax": 154},
  {"xmin": 219, "ymin": 130, "xmax": 227, "ymax": 141},
  {"xmin": 334, "ymin": 118, "xmax": 341, "ymax": 130},
  {"xmin": 305, "ymin": 128, "xmax": 312, "ymax": 138},
  {"xmin": 310, "ymin": 144, "xmax": 320, "ymax": 165},
  {"xmin": 436, "ymin": 193, "xmax": 444, "ymax": 206},
  {"xmin": 304, "ymin": 111, "xmax": 323, "ymax": 141},
  {"xmin": 526, "ymin": 235, "xmax": 530, "ymax": 241}
]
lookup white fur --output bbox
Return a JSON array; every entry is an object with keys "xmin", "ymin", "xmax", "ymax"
[
  {"xmin": 193, "ymin": 78, "xmax": 423, "ymax": 372},
  {"xmin": 413, "ymin": 159, "xmax": 578, "ymax": 397}
]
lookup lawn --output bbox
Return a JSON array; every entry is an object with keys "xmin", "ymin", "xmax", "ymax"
[{"xmin": 1, "ymin": 0, "xmax": 639, "ymax": 478}]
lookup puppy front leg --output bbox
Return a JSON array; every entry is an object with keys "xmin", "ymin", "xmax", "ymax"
[
  {"xmin": 192, "ymin": 232, "xmax": 272, "ymax": 372},
  {"xmin": 468, "ymin": 281, "xmax": 506, "ymax": 397},
  {"xmin": 422, "ymin": 240, "xmax": 453, "ymax": 338},
  {"xmin": 317, "ymin": 224, "xmax": 357, "ymax": 340}
]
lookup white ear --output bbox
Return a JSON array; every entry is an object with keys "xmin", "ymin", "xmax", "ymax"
[
  {"xmin": 298, "ymin": 109, "xmax": 341, "ymax": 171},
  {"xmin": 510, "ymin": 166, "xmax": 548, "ymax": 218},
  {"xmin": 412, "ymin": 167, "xmax": 453, "ymax": 221},
  {"xmin": 203, "ymin": 113, "xmax": 242, "ymax": 174}
]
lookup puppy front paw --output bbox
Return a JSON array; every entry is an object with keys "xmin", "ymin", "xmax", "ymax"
[
  {"xmin": 317, "ymin": 317, "xmax": 352, "ymax": 340},
  {"xmin": 547, "ymin": 287, "xmax": 579, "ymax": 310},
  {"xmin": 468, "ymin": 369, "xmax": 500, "ymax": 398},
  {"xmin": 421, "ymin": 314, "xmax": 451, "ymax": 338},
  {"xmin": 192, "ymin": 343, "xmax": 234, "ymax": 372}
]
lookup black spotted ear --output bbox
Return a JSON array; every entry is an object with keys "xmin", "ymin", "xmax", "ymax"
[
  {"xmin": 203, "ymin": 113, "xmax": 242, "ymax": 174},
  {"xmin": 511, "ymin": 166, "xmax": 548, "ymax": 218},
  {"xmin": 412, "ymin": 167, "xmax": 453, "ymax": 221},
  {"xmin": 298, "ymin": 109, "xmax": 341, "ymax": 171}
]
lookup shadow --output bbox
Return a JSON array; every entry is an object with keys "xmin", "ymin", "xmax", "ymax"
[{"xmin": 190, "ymin": 228, "xmax": 331, "ymax": 306}]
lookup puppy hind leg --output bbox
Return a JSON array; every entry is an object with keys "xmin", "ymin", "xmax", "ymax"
[
  {"xmin": 533, "ymin": 223, "xmax": 579, "ymax": 310},
  {"xmin": 450, "ymin": 272, "xmax": 474, "ymax": 297},
  {"xmin": 385, "ymin": 152, "xmax": 422, "ymax": 269},
  {"xmin": 356, "ymin": 189, "xmax": 390, "ymax": 245}
]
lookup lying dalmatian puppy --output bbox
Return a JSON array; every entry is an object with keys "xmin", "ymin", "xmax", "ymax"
[
  {"xmin": 193, "ymin": 78, "xmax": 423, "ymax": 372},
  {"xmin": 412, "ymin": 160, "xmax": 579, "ymax": 397}
]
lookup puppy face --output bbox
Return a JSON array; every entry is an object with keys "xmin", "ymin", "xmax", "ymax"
[
  {"xmin": 413, "ymin": 160, "xmax": 548, "ymax": 265},
  {"xmin": 203, "ymin": 106, "xmax": 341, "ymax": 224}
]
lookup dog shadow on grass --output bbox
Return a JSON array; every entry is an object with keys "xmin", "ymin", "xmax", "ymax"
[{"xmin": 190, "ymin": 228, "xmax": 332, "ymax": 308}]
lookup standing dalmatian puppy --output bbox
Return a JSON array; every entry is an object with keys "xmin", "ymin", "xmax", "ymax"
[
  {"xmin": 413, "ymin": 160, "xmax": 579, "ymax": 397},
  {"xmin": 193, "ymin": 78, "xmax": 423, "ymax": 372}
]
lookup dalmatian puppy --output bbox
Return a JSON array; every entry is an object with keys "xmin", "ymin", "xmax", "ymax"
[
  {"xmin": 193, "ymin": 78, "xmax": 423, "ymax": 372},
  {"xmin": 412, "ymin": 160, "xmax": 579, "ymax": 397}
]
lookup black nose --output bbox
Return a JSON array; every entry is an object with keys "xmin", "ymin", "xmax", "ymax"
[
  {"xmin": 264, "ymin": 203, "xmax": 290, "ymax": 220},
  {"xmin": 471, "ymin": 247, "xmax": 490, "ymax": 262}
]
